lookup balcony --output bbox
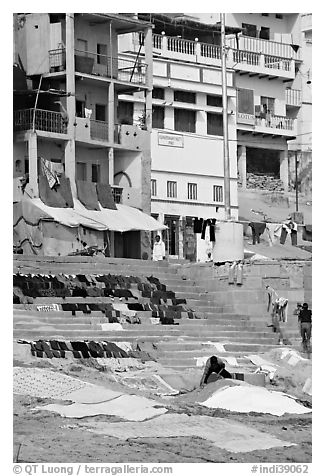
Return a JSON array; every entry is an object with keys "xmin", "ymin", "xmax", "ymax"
[
  {"xmin": 13, "ymin": 109, "xmax": 67, "ymax": 134},
  {"xmin": 255, "ymin": 114, "xmax": 295, "ymax": 131},
  {"xmin": 285, "ymin": 88, "xmax": 302, "ymax": 107},
  {"xmin": 114, "ymin": 124, "xmax": 149, "ymax": 150},
  {"xmin": 139, "ymin": 33, "xmax": 295, "ymax": 79},
  {"xmin": 227, "ymin": 35, "xmax": 301, "ymax": 61},
  {"xmin": 49, "ymin": 48, "xmax": 148, "ymax": 85},
  {"xmin": 90, "ymin": 120, "xmax": 108, "ymax": 142},
  {"xmin": 237, "ymin": 111, "xmax": 296, "ymax": 137}
]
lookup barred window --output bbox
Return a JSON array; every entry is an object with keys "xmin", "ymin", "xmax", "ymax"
[
  {"xmin": 167, "ymin": 181, "xmax": 177, "ymax": 198},
  {"xmin": 151, "ymin": 179, "xmax": 157, "ymax": 197},
  {"xmin": 213, "ymin": 185, "xmax": 223, "ymax": 202},
  {"xmin": 188, "ymin": 183, "xmax": 197, "ymax": 200}
]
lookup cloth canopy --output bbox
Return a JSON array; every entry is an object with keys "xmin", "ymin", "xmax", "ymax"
[{"xmin": 14, "ymin": 196, "xmax": 166, "ymax": 232}]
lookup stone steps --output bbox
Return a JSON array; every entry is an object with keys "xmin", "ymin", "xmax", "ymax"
[{"xmin": 13, "ymin": 255, "xmax": 303, "ymax": 370}]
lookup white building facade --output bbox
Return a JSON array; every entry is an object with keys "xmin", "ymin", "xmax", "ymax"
[{"xmin": 119, "ymin": 12, "xmax": 311, "ymax": 260}]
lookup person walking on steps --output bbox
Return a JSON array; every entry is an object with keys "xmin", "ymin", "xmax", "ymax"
[
  {"xmin": 200, "ymin": 355, "xmax": 232, "ymax": 387},
  {"xmin": 152, "ymin": 235, "xmax": 166, "ymax": 262},
  {"xmin": 298, "ymin": 302, "xmax": 312, "ymax": 352}
]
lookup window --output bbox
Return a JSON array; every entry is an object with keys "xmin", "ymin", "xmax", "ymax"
[
  {"xmin": 260, "ymin": 97, "xmax": 275, "ymax": 115},
  {"xmin": 91, "ymin": 164, "xmax": 100, "ymax": 183},
  {"xmin": 174, "ymin": 90, "xmax": 196, "ymax": 104},
  {"xmin": 24, "ymin": 158, "xmax": 29, "ymax": 174},
  {"xmin": 275, "ymin": 14, "xmax": 283, "ymax": 19},
  {"xmin": 207, "ymin": 94, "xmax": 223, "ymax": 107},
  {"xmin": 118, "ymin": 101, "xmax": 134, "ymax": 125},
  {"xmin": 152, "ymin": 106, "xmax": 165, "ymax": 129},
  {"xmin": 213, "ymin": 185, "xmax": 223, "ymax": 202},
  {"xmin": 151, "ymin": 179, "xmax": 157, "ymax": 197},
  {"xmin": 261, "ymin": 13, "xmax": 269, "ymax": 17},
  {"xmin": 174, "ymin": 108, "xmax": 196, "ymax": 133},
  {"xmin": 188, "ymin": 183, "xmax": 197, "ymax": 200},
  {"xmin": 97, "ymin": 43, "xmax": 107, "ymax": 65},
  {"xmin": 76, "ymin": 100, "xmax": 85, "ymax": 118},
  {"xmin": 259, "ymin": 27, "xmax": 270, "ymax": 40},
  {"xmin": 76, "ymin": 162, "xmax": 87, "ymax": 181},
  {"xmin": 207, "ymin": 113, "xmax": 223, "ymax": 136},
  {"xmin": 152, "ymin": 87, "xmax": 165, "ymax": 99},
  {"xmin": 167, "ymin": 181, "xmax": 177, "ymax": 198},
  {"xmin": 242, "ymin": 23, "xmax": 257, "ymax": 38},
  {"xmin": 95, "ymin": 104, "xmax": 107, "ymax": 122}
]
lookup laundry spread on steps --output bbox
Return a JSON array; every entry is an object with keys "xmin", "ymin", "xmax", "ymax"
[
  {"xmin": 17, "ymin": 339, "xmax": 159, "ymax": 362},
  {"xmin": 13, "ymin": 272, "xmax": 202, "ymax": 325}
]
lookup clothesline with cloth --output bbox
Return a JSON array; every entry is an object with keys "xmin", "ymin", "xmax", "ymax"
[{"xmin": 265, "ymin": 284, "xmax": 289, "ymax": 344}]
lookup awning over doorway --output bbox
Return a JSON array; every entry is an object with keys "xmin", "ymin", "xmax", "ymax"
[{"xmin": 14, "ymin": 196, "xmax": 167, "ymax": 232}]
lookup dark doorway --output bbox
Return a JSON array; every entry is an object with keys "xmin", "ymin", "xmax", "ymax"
[
  {"xmin": 163, "ymin": 215, "xmax": 179, "ymax": 256},
  {"xmin": 114, "ymin": 231, "xmax": 141, "ymax": 259},
  {"xmin": 246, "ymin": 148, "xmax": 280, "ymax": 177}
]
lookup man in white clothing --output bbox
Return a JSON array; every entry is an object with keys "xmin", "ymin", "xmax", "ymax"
[{"xmin": 152, "ymin": 235, "xmax": 166, "ymax": 261}]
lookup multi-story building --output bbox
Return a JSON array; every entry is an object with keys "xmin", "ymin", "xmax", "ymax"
[
  {"xmin": 287, "ymin": 13, "xmax": 312, "ymax": 195},
  {"xmin": 119, "ymin": 13, "xmax": 311, "ymax": 260},
  {"xmin": 13, "ymin": 13, "xmax": 154, "ymax": 258}
]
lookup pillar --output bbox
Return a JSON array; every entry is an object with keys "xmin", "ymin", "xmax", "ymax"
[
  {"xmin": 108, "ymin": 82, "xmax": 114, "ymax": 143},
  {"xmin": 178, "ymin": 216, "xmax": 184, "ymax": 259},
  {"xmin": 280, "ymin": 150, "xmax": 289, "ymax": 192},
  {"xmin": 65, "ymin": 13, "xmax": 76, "ymax": 194},
  {"xmin": 28, "ymin": 133, "xmax": 38, "ymax": 197},
  {"xmin": 237, "ymin": 145, "xmax": 247, "ymax": 189},
  {"xmin": 108, "ymin": 147, "xmax": 114, "ymax": 184},
  {"xmin": 65, "ymin": 140, "xmax": 76, "ymax": 197},
  {"xmin": 144, "ymin": 27, "xmax": 153, "ymax": 133}
]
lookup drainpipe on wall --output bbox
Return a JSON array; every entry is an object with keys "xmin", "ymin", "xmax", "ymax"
[
  {"xmin": 221, "ymin": 13, "xmax": 231, "ymax": 220},
  {"xmin": 32, "ymin": 74, "xmax": 43, "ymax": 132}
]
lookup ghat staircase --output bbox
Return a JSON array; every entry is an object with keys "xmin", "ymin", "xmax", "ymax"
[{"xmin": 13, "ymin": 255, "xmax": 305, "ymax": 372}]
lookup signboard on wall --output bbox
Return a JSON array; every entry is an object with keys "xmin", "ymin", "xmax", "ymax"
[
  {"xmin": 158, "ymin": 132, "xmax": 184, "ymax": 148},
  {"xmin": 237, "ymin": 88, "xmax": 255, "ymax": 125}
]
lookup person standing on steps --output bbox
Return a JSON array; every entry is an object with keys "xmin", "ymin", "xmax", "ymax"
[
  {"xmin": 152, "ymin": 235, "xmax": 166, "ymax": 262},
  {"xmin": 298, "ymin": 302, "xmax": 312, "ymax": 352},
  {"xmin": 199, "ymin": 355, "xmax": 232, "ymax": 387}
]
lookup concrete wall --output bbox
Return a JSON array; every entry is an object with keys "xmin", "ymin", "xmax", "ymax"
[
  {"xmin": 114, "ymin": 151, "xmax": 142, "ymax": 189},
  {"xmin": 13, "ymin": 143, "xmax": 28, "ymax": 177},
  {"xmin": 75, "ymin": 146, "xmax": 110, "ymax": 184},
  {"xmin": 179, "ymin": 260, "xmax": 312, "ymax": 319},
  {"xmin": 17, "ymin": 14, "xmax": 50, "ymax": 75},
  {"xmin": 151, "ymin": 129, "xmax": 237, "ymax": 177},
  {"xmin": 74, "ymin": 16, "xmax": 118, "ymax": 58}
]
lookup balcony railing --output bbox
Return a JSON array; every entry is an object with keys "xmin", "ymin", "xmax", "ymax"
[
  {"xmin": 138, "ymin": 33, "xmax": 295, "ymax": 77},
  {"xmin": 233, "ymin": 49, "xmax": 260, "ymax": 66},
  {"xmin": 285, "ymin": 88, "xmax": 302, "ymax": 107},
  {"xmin": 48, "ymin": 49, "xmax": 147, "ymax": 84},
  {"xmin": 167, "ymin": 36, "xmax": 196, "ymax": 55},
  {"xmin": 13, "ymin": 109, "xmax": 67, "ymax": 134},
  {"xmin": 200, "ymin": 42, "xmax": 221, "ymax": 59},
  {"xmin": 227, "ymin": 35, "xmax": 301, "ymax": 61},
  {"xmin": 49, "ymin": 48, "xmax": 66, "ymax": 71},
  {"xmin": 90, "ymin": 120, "xmax": 108, "ymax": 142},
  {"xmin": 264, "ymin": 55, "xmax": 291, "ymax": 71},
  {"xmin": 255, "ymin": 114, "xmax": 295, "ymax": 131}
]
